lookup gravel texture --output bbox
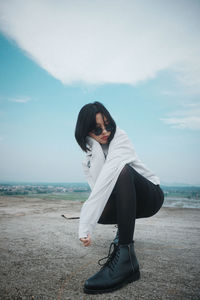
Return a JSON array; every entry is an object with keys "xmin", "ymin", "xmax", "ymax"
[{"xmin": 0, "ymin": 196, "xmax": 200, "ymax": 300}]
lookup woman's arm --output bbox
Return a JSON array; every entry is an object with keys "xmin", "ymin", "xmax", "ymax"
[
  {"xmin": 80, "ymin": 137, "xmax": 106, "ymax": 245},
  {"xmin": 82, "ymin": 136, "xmax": 106, "ymax": 191}
]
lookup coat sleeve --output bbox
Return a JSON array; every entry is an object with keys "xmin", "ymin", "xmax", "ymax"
[
  {"xmin": 82, "ymin": 136, "xmax": 106, "ymax": 191},
  {"xmin": 79, "ymin": 127, "xmax": 137, "ymax": 239},
  {"xmin": 82, "ymin": 157, "xmax": 95, "ymax": 191}
]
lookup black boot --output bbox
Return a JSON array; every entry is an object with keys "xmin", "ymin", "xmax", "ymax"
[{"xmin": 83, "ymin": 241, "xmax": 140, "ymax": 294}]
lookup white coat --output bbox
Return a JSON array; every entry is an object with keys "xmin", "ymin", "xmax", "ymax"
[{"xmin": 79, "ymin": 125, "xmax": 160, "ymax": 239}]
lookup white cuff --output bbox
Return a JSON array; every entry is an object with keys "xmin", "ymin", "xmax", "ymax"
[{"xmin": 78, "ymin": 222, "xmax": 95, "ymax": 239}]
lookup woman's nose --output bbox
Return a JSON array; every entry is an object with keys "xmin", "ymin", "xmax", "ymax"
[{"xmin": 102, "ymin": 126, "xmax": 108, "ymax": 133}]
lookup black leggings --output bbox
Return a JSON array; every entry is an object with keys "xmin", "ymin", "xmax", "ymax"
[{"xmin": 97, "ymin": 164, "xmax": 164, "ymax": 244}]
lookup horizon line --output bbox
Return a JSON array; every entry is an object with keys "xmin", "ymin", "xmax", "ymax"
[{"xmin": 0, "ymin": 181, "xmax": 200, "ymax": 187}]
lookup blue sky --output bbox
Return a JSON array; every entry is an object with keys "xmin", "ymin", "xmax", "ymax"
[{"xmin": 0, "ymin": 0, "xmax": 200, "ymax": 185}]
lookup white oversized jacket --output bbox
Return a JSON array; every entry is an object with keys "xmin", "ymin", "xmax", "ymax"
[{"xmin": 79, "ymin": 125, "xmax": 160, "ymax": 239}]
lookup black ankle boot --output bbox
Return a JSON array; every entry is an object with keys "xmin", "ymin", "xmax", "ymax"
[{"xmin": 83, "ymin": 241, "xmax": 140, "ymax": 294}]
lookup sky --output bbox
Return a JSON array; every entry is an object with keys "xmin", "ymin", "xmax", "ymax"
[{"xmin": 0, "ymin": 0, "xmax": 200, "ymax": 185}]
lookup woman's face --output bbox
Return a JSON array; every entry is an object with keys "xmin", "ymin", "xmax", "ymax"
[{"xmin": 88, "ymin": 113, "xmax": 111, "ymax": 144}]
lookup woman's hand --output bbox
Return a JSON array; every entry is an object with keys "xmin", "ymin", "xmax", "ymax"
[{"xmin": 80, "ymin": 234, "xmax": 91, "ymax": 247}]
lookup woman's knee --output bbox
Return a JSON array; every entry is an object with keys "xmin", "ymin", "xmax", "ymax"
[
  {"xmin": 113, "ymin": 164, "xmax": 134, "ymax": 192},
  {"xmin": 119, "ymin": 164, "xmax": 133, "ymax": 179}
]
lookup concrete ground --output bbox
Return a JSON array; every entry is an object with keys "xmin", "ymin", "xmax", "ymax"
[{"xmin": 0, "ymin": 196, "xmax": 200, "ymax": 300}]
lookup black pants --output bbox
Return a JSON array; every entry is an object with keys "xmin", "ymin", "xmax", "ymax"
[{"xmin": 97, "ymin": 164, "xmax": 164, "ymax": 244}]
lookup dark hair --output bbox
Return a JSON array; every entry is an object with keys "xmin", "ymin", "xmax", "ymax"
[{"xmin": 75, "ymin": 101, "xmax": 116, "ymax": 152}]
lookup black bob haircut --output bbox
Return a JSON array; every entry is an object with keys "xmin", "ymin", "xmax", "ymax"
[{"xmin": 75, "ymin": 101, "xmax": 116, "ymax": 152}]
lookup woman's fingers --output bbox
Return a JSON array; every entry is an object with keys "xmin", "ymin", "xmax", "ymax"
[
  {"xmin": 80, "ymin": 235, "xmax": 91, "ymax": 247},
  {"xmin": 80, "ymin": 237, "xmax": 88, "ymax": 243},
  {"xmin": 82, "ymin": 241, "xmax": 90, "ymax": 247},
  {"xmin": 83, "ymin": 241, "xmax": 90, "ymax": 247},
  {"xmin": 83, "ymin": 238, "xmax": 91, "ymax": 246}
]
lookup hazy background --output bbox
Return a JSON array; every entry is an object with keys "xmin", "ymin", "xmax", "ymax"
[{"xmin": 0, "ymin": 0, "xmax": 200, "ymax": 185}]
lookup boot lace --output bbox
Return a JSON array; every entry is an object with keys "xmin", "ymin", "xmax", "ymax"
[{"xmin": 98, "ymin": 242, "xmax": 120, "ymax": 271}]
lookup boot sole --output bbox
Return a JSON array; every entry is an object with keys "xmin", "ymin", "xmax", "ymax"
[{"xmin": 83, "ymin": 269, "xmax": 140, "ymax": 294}]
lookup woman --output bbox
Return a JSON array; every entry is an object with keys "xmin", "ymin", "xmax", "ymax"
[{"xmin": 75, "ymin": 101, "xmax": 164, "ymax": 294}]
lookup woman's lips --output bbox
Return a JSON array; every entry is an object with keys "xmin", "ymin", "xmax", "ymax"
[{"xmin": 102, "ymin": 136, "xmax": 108, "ymax": 140}]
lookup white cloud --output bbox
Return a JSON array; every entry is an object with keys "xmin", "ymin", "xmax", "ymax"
[
  {"xmin": 0, "ymin": 0, "xmax": 199, "ymax": 88},
  {"xmin": 9, "ymin": 97, "xmax": 30, "ymax": 103},
  {"xmin": 161, "ymin": 116, "xmax": 200, "ymax": 130},
  {"xmin": 160, "ymin": 101, "xmax": 200, "ymax": 130},
  {"xmin": 171, "ymin": 58, "xmax": 200, "ymax": 95}
]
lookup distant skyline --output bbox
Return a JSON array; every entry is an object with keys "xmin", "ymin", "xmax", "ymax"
[{"xmin": 0, "ymin": 0, "xmax": 200, "ymax": 185}]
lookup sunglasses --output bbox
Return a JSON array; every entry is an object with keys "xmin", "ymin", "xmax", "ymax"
[{"xmin": 91, "ymin": 123, "xmax": 113, "ymax": 136}]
